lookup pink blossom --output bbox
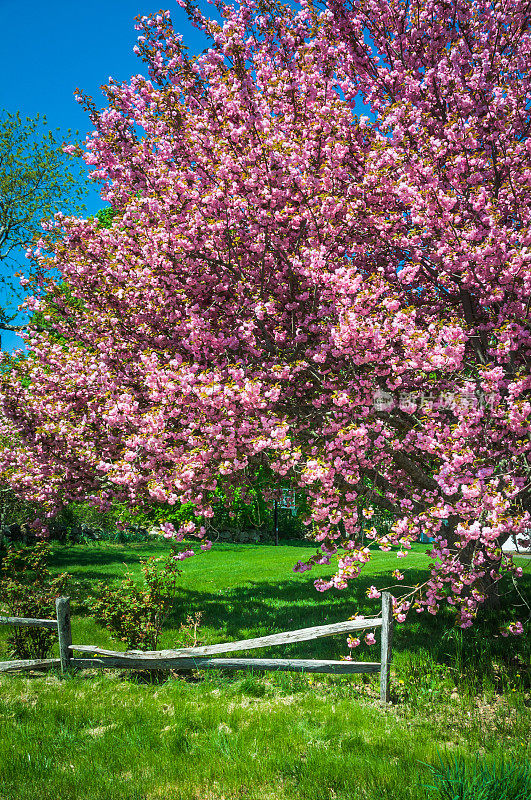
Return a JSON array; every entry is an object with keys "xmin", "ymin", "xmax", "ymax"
[
  {"xmin": 173, "ymin": 549, "xmax": 195, "ymax": 561},
  {"xmin": 161, "ymin": 522, "xmax": 176, "ymax": 539},
  {"xmin": 506, "ymin": 621, "xmax": 524, "ymax": 636}
]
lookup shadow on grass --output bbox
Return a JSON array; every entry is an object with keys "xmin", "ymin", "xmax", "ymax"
[
  {"xmin": 49, "ymin": 542, "xmax": 165, "ymax": 582},
  {"xmin": 164, "ymin": 568, "xmax": 530, "ymax": 679},
  {"xmin": 167, "ymin": 567, "xmax": 431, "ymax": 640},
  {"xmin": 51, "ymin": 548, "xmax": 145, "ymax": 568}
]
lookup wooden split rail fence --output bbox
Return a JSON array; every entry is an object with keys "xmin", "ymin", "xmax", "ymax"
[{"xmin": 0, "ymin": 592, "xmax": 394, "ymax": 702}]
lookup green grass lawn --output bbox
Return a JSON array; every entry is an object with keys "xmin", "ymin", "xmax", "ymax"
[
  {"xmin": 49, "ymin": 539, "xmax": 435, "ymax": 655},
  {"xmin": 0, "ymin": 540, "xmax": 529, "ymax": 800}
]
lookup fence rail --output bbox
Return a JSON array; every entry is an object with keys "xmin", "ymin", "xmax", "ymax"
[
  {"xmin": 0, "ymin": 658, "xmax": 61, "ymax": 673},
  {"xmin": 71, "ymin": 616, "xmax": 383, "ymax": 659},
  {"xmin": 0, "ymin": 615, "xmax": 57, "ymax": 629},
  {"xmin": 0, "ymin": 593, "xmax": 394, "ymax": 701}
]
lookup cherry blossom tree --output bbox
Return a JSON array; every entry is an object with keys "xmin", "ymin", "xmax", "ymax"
[{"xmin": 1, "ymin": 0, "xmax": 530, "ymax": 631}]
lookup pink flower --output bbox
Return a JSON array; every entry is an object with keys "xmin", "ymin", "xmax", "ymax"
[
  {"xmin": 293, "ymin": 560, "xmax": 312, "ymax": 573},
  {"xmin": 173, "ymin": 549, "xmax": 195, "ymax": 561},
  {"xmin": 506, "ymin": 621, "xmax": 524, "ymax": 635},
  {"xmin": 364, "ymin": 632, "xmax": 376, "ymax": 645},
  {"xmin": 161, "ymin": 521, "xmax": 176, "ymax": 539},
  {"xmin": 347, "ymin": 636, "xmax": 360, "ymax": 648},
  {"xmin": 179, "ymin": 521, "xmax": 197, "ymax": 536},
  {"xmin": 367, "ymin": 586, "xmax": 381, "ymax": 599}
]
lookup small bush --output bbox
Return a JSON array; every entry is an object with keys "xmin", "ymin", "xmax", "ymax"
[
  {"xmin": 90, "ymin": 552, "xmax": 181, "ymax": 650},
  {"xmin": 178, "ymin": 610, "xmax": 204, "ymax": 648},
  {"xmin": 0, "ymin": 542, "xmax": 68, "ymax": 659},
  {"xmin": 426, "ymin": 753, "xmax": 531, "ymax": 800}
]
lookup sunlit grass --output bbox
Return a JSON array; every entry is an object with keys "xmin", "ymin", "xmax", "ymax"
[{"xmin": 0, "ymin": 669, "xmax": 528, "ymax": 800}]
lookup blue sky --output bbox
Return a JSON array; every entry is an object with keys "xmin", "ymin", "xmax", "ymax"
[{"xmin": 0, "ymin": 0, "xmax": 209, "ymax": 350}]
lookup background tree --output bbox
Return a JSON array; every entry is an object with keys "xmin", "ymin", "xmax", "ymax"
[
  {"xmin": 0, "ymin": 110, "xmax": 87, "ymax": 337},
  {"xmin": 0, "ymin": 0, "xmax": 529, "ymax": 633}
]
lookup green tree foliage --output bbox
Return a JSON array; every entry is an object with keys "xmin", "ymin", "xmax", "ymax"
[
  {"xmin": 0, "ymin": 110, "xmax": 87, "ymax": 335},
  {"xmin": 25, "ymin": 208, "xmax": 115, "ymax": 342},
  {"xmin": 95, "ymin": 207, "xmax": 118, "ymax": 229}
]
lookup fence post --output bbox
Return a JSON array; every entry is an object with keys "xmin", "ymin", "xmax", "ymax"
[
  {"xmin": 379, "ymin": 592, "xmax": 393, "ymax": 703},
  {"xmin": 55, "ymin": 597, "xmax": 72, "ymax": 674}
]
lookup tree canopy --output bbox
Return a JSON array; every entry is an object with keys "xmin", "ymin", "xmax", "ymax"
[
  {"xmin": 1, "ymin": 0, "xmax": 530, "ymax": 632},
  {"xmin": 0, "ymin": 111, "xmax": 87, "ymax": 335}
]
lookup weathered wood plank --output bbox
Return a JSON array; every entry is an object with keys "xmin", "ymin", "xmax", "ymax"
[
  {"xmin": 70, "ymin": 617, "xmax": 382, "ymax": 659},
  {"xmin": 69, "ymin": 659, "xmax": 109, "ymax": 670},
  {"xmin": 69, "ymin": 656, "xmax": 381, "ymax": 674},
  {"xmin": 55, "ymin": 597, "xmax": 72, "ymax": 673},
  {"xmin": 379, "ymin": 592, "xmax": 394, "ymax": 703},
  {"xmin": 0, "ymin": 658, "xmax": 61, "ymax": 673},
  {"xmin": 0, "ymin": 616, "xmax": 57, "ymax": 629}
]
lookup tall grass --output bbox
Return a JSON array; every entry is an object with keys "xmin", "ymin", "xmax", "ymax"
[
  {"xmin": 425, "ymin": 754, "xmax": 531, "ymax": 800},
  {"xmin": 0, "ymin": 670, "xmax": 527, "ymax": 800}
]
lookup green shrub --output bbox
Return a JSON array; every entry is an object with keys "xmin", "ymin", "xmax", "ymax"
[
  {"xmin": 89, "ymin": 552, "xmax": 181, "ymax": 650},
  {"xmin": 0, "ymin": 542, "xmax": 68, "ymax": 659}
]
